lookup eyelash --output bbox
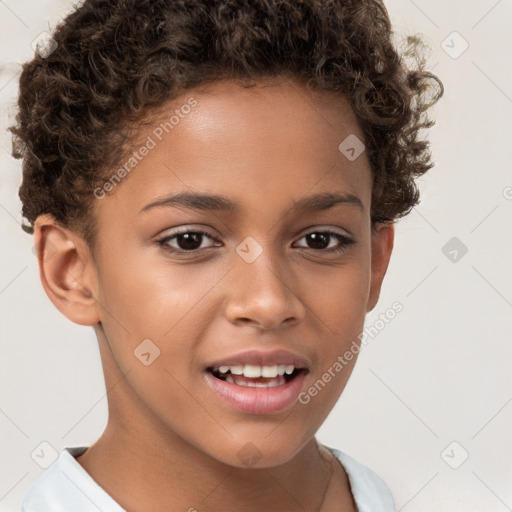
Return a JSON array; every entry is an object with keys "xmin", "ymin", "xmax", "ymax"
[{"xmin": 155, "ymin": 228, "xmax": 355, "ymax": 256}]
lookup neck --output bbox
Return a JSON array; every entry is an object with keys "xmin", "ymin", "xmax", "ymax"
[{"xmin": 76, "ymin": 422, "xmax": 332, "ymax": 512}]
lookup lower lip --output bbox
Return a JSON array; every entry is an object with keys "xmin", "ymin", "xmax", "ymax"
[{"xmin": 204, "ymin": 371, "xmax": 307, "ymax": 415}]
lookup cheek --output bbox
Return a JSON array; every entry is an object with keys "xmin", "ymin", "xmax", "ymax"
[
  {"xmin": 94, "ymin": 251, "xmax": 232, "ymax": 387},
  {"xmin": 306, "ymin": 257, "xmax": 371, "ymax": 332},
  {"xmin": 96, "ymin": 251, "xmax": 214, "ymax": 337},
  {"xmin": 301, "ymin": 258, "xmax": 370, "ymax": 404}
]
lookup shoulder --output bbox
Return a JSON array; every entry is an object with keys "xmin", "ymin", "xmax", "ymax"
[
  {"xmin": 324, "ymin": 444, "xmax": 396, "ymax": 512},
  {"xmin": 20, "ymin": 446, "xmax": 125, "ymax": 512}
]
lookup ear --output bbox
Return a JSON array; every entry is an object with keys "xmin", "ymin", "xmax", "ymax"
[
  {"xmin": 366, "ymin": 222, "xmax": 395, "ymax": 312},
  {"xmin": 33, "ymin": 214, "xmax": 101, "ymax": 326}
]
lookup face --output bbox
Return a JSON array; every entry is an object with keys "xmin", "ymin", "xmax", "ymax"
[{"xmin": 41, "ymin": 78, "xmax": 393, "ymax": 469}]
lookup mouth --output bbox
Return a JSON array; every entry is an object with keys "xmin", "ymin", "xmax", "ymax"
[
  {"xmin": 207, "ymin": 364, "xmax": 307, "ymax": 388},
  {"xmin": 203, "ymin": 351, "xmax": 310, "ymax": 415}
]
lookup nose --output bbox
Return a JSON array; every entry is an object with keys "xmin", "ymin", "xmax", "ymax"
[{"xmin": 224, "ymin": 248, "xmax": 306, "ymax": 331}]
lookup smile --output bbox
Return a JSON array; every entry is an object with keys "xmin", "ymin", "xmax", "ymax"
[
  {"xmin": 204, "ymin": 350, "xmax": 310, "ymax": 414},
  {"xmin": 209, "ymin": 364, "xmax": 303, "ymax": 387}
]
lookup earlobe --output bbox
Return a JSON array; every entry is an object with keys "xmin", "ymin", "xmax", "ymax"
[
  {"xmin": 34, "ymin": 214, "xmax": 100, "ymax": 326},
  {"xmin": 366, "ymin": 222, "xmax": 395, "ymax": 313}
]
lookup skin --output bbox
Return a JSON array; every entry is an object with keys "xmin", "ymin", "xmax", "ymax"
[{"xmin": 34, "ymin": 77, "xmax": 394, "ymax": 512}]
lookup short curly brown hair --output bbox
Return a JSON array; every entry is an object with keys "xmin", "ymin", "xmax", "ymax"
[{"xmin": 9, "ymin": 0, "xmax": 443, "ymax": 249}]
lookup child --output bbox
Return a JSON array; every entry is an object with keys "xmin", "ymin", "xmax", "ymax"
[{"xmin": 10, "ymin": 0, "xmax": 442, "ymax": 510}]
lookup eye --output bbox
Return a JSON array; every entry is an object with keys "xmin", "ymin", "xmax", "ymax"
[
  {"xmin": 294, "ymin": 229, "xmax": 355, "ymax": 253},
  {"xmin": 155, "ymin": 227, "xmax": 355, "ymax": 256},
  {"xmin": 156, "ymin": 228, "xmax": 220, "ymax": 253}
]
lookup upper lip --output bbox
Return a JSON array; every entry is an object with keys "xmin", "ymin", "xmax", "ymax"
[{"xmin": 206, "ymin": 349, "xmax": 310, "ymax": 370}]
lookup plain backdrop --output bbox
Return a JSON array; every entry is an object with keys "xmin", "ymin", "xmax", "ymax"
[{"xmin": 1, "ymin": 1, "xmax": 511, "ymax": 511}]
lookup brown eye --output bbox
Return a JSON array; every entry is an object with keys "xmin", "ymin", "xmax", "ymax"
[
  {"xmin": 295, "ymin": 230, "xmax": 355, "ymax": 253},
  {"xmin": 157, "ymin": 229, "xmax": 219, "ymax": 253}
]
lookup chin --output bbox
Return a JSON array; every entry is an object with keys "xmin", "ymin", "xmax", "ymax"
[{"xmin": 203, "ymin": 433, "xmax": 310, "ymax": 470}]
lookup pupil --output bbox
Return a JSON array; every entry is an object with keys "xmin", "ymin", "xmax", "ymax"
[
  {"xmin": 175, "ymin": 233, "xmax": 331, "ymax": 251},
  {"xmin": 177, "ymin": 232, "xmax": 202, "ymax": 250},
  {"xmin": 307, "ymin": 233, "xmax": 329, "ymax": 249}
]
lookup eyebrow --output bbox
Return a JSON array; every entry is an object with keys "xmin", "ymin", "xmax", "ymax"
[{"xmin": 139, "ymin": 191, "xmax": 364, "ymax": 214}]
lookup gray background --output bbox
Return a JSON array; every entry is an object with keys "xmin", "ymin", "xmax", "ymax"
[{"xmin": 1, "ymin": 1, "xmax": 511, "ymax": 511}]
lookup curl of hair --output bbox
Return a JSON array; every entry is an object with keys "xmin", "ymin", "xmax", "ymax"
[{"xmin": 9, "ymin": 0, "xmax": 443, "ymax": 247}]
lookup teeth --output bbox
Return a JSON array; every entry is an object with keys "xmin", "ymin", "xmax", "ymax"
[
  {"xmin": 261, "ymin": 365, "xmax": 278, "ymax": 378},
  {"xmin": 243, "ymin": 365, "xmax": 261, "ymax": 378},
  {"xmin": 215, "ymin": 364, "xmax": 297, "ymax": 378},
  {"xmin": 225, "ymin": 375, "xmax": 286, "ymax": 387}
]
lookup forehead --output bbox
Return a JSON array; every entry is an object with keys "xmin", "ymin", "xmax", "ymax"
[{"xmin": 93, "ymin": 78, "xmax": 372, "ymax": 223}]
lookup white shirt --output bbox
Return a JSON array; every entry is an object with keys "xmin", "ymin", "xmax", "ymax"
[{"xmin": 20, "ymin": 445, "xmax": 395, "ymax": 511}]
